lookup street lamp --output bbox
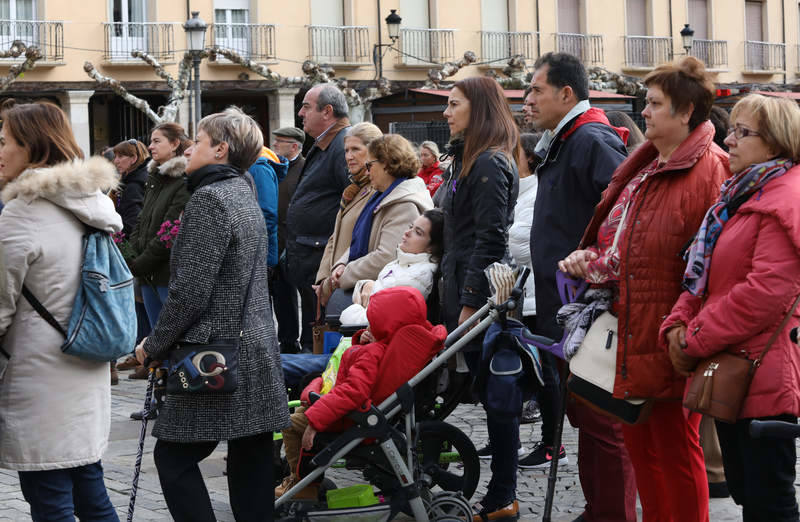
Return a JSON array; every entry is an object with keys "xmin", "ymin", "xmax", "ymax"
[
  {"xmin": 374, "ymin": 3, "xmax": 401, "ymax": 80},
  {"xmin": 184, "ymin": 11, "xmax": 207, "ymax": 134},
  {"xmin": 680, "ymin": 23, "xmax": 695, "ymax": 55}
]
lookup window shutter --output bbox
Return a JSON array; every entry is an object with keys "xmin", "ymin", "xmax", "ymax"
[
  {"xmin": 626, "ymin": 0, "xmax": 647, "ymax": 36},
  {"xmin": 400, "ymin": 0, "xmax": 429, "ymax": 29},
  {"xmin": 746, "ymin": 1, "xmax": 763, "ymax": 41},
  {"xmin": 688, "ymin": 0, "xmax": 708, "ymax": 39},
  {"xmin": 311, "ymin": 0, "xmax": 343, "ymax": 26},
  {"xmin": 558, "ymin": 0, "xmax": 580, "ymax": 34},
  {"xmin": 481, "ymin": 0, "xmax": 508, "ymax": 32}
]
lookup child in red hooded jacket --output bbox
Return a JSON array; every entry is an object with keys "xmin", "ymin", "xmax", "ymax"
[{"xmin": 275, "ymin": 286, "xmax": 445, "ymax": 498}]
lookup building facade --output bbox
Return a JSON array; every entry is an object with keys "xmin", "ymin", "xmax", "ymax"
[{"xmin": 1, "ymin": 0, "xmax": 797, "ymax": 153}]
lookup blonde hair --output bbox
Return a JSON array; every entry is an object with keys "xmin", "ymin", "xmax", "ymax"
[
  {"xmin": 367, "ymin": 134, "xmax": 420, "ymax": 179},
  {"xmin": 420, "ymin": 140, "xmax": 440, "ymax": 158},
  {"xmin": 345, "ymin": 122, "xmax": 383, "ymax": 147},
  {"xmin": 731, "ymin": 94, "xmax": 800, "ymax": 162},
  {"xmin": 198, "ymin": 106, "xmax": 264, "ymax": 171}
]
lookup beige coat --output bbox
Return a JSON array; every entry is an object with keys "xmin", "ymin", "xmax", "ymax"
[
  {"xmin": 316, "ymin": 185, "xmax": 374, "ymax": 284},
  {"xmin": 336, "ymin": 176, "xmax": 434, "ymax": 289},
  {"xmin": 0, "ymin": 157, "xmax": 121, "ymax": 471}
]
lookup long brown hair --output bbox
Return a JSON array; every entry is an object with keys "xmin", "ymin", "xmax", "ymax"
[
  {"xmin": 2, "ymin": 102, "xmax": 83, "ymax": 167},
  {"xmin": 452, "ymin": 77, "xmax": 520, "ymax": 178},
  {"xmin": 112, "ymin": 139, "xmax": 150, "ymax": 170}
]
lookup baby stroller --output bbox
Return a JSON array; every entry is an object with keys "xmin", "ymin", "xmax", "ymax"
[{"xmin": 275, "ymin": 269, "xmax": 543, "ymax": 521}]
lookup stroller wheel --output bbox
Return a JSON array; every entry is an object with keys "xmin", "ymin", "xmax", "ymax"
[
  {"xmin": 417, "ymin": 421, "xmax": 480, "ymax": 500},
  {"xmin": 426, "ymin": 491, "xmax": 473, "ymax": 521}
]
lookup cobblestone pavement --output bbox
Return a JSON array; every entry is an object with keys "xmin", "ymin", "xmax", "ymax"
[{"xmin": 0, "ymin": 373, "xmax": 792, "ymax": 521}]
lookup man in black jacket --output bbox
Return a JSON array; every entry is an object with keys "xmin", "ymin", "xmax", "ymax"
[
  {"xmin": 271, "ymin": 126, "xmax": 306, "ymax": 353},
  {"xmin": 528, "ymin": 53, "xmax": 636, "ymax": 522},
  {"xmin": 286, "ymin": 85, "xmax": 350, "ymax": 351}
]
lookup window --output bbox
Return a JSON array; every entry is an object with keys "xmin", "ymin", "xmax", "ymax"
[
  {"xmin": 688, "ymin": 0, "xmax": 709, "ymax": 40},
  {"xmin": 214, "ymin": 0, "xmax": 249, "ymax": 52},
  {"xmin": 0, "ymin": 0, "xmax": 35, "ymax": 46},
  {"xmin": 109, "ymin": 0, "xmax": 145, "ymax": 58},
  {"xmin": 558, "ymin": 0, "xmax": 581, "ymax": 34},
  {"xmin": 626, "ymin": 0, "xmax": 647, "ymax": 36},
  {"xmin": 310, "ymin": 0, "xmax": 343, "ymax": 26},
  {"xmin": 481, "ymin": 0, "xmax": 508, "ymax": 33},
  {"xmin": 746, "ymin": 0, "xmax": 763, "ymax": 41},
  {"xmin": 400, "ymin": 0, "xmax": 431, "ymax": 65}
]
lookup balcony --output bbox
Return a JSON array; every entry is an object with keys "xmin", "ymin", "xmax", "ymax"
[
  {"xmin": 103, "ymin": 23, "xmax": 175, "ymax": 63},
  {"xmin": 0, "ymin": 20, "xmax": 63, "ymax": 62},
  {"xmin": 691, "ymin": 39, "xmax": 728, "ymax": 69},
  {"xmin": 308, "ymin": 25, "xmax": 370, "ymax": 66},
  {"xmin": 210, "ymin": 23, "xmax": 276, "ymax": 62},
  {"xmin": 623, "ymin": 36, "xmax": 670, "ymax": 69},
  {"xmin": 744, "ymin": 40, "xmax": 785, "ymax": 72},
  {"xmin": 481, "ymin": 31, "xmax": 538, "ymax": 64},
  {"xmin": 396, "ymin": 28, "xmax": 455, "ymax": 66},
  {"xmin": 555, "ymin": 33, "xmax": 603, "ymax": 64}
]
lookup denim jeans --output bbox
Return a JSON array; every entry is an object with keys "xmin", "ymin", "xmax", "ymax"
[
  {"xmin": 141, "ymin": 284, "xmax": 169, "ymax": 329},
  {"xmin": 282, "ymin": 353, "xmax": 332, "ymax": 391},
  {"xmin": 18, "ymin": 461, "xmax": 119, "ymax": 522}
]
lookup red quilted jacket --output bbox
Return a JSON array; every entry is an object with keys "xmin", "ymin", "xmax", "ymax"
[
  {"xmin": 661, "ymin": 166, "xmax": 800, "ymax": 418},
  {"xmin": 580, "ymin": 121, "xmax": 729, "ymax": 400},
  {"xmin": 304, "ymin": 287, "xmax": 445, "ymax": 431}
]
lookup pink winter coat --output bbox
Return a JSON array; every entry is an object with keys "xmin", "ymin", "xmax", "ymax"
[{"xmin": 660, "ymin": 165, "xmax": 800, "ymax": 419}]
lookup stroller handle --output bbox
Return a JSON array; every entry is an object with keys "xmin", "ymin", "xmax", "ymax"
[{"xmin": 749, "ymin": 420, "xmax": 800, "ymax": 439}]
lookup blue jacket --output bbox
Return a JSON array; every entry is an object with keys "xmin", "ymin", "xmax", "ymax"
[{"xmin": 250, "ymin": 147, "xmax": 289, "ymax": 267}]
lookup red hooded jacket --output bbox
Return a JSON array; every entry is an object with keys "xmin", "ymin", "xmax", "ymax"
[{"xmin": 303, "ymin": 287, "xmax": 446, "ymax": 431}]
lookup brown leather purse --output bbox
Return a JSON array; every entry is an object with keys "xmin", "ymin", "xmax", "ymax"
[{"xmin": 683, "ymin": 294, "xmax": 800, "ymax": 423}]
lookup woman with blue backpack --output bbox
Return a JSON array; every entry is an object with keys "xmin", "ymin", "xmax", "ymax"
[{"xmin": 0, "ymin": 101, "xmax": 122, "ymax": 521}]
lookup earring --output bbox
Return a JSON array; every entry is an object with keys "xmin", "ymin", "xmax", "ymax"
[{"xmin": 215, "ymin": 153, "xmax": 221, "ymax": 159}]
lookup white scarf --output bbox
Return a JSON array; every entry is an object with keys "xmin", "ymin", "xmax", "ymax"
[{"xmin": 534, "ymin": 100, "xmax": 592, "ymax": 157}]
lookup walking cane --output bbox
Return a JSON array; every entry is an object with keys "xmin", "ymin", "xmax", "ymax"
[
  {"xmin": 542, "ymin": 362, "xmax": 569, "ymax": 522},
  {"xmin": 127, "ymin": 367, "xmax": 156, "ymax": 522}
]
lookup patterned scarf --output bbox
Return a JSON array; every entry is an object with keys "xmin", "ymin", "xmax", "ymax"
[
  {"xmin": 340, "ymin": 168, "xmax": 370, "ymax": 210},
  {"xmin": 682, "ymin": 158, "xmax": 794, "ymax": 296}
]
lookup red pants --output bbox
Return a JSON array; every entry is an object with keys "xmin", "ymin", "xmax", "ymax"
[
  {"xmin": 567, "ymin": 399, "xmax": 637, "ymax": 522},
  {"xmin": 622, "ymin": 401, "xmax": 709, "ymax": 522}
]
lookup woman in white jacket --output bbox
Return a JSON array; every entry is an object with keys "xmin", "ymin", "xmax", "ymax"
[
  {"xmin": 339, "ymin": 209, "xmax": 443, "ymax": 326},
  {"xmin": 0, "ymin": 102, "xmax": 121, "ymax": 521}
]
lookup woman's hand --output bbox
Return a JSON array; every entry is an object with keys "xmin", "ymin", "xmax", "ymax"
[
  {"xmin": 558, "ymin": 249, "xmax": 598, "ymax": 278},
  {"xmin": 666, "ymin": 325, "xmax": 698, "ymax": 377},
  {"xmin": 457, "ymin": 306, "xmax": 478, "ymax": 329},
  {"xmin": 134, "ymin": 337, "xmax": 148, "ymax": 365},
  {"xmin": 301, "ymin": 425, "xmax": 317, "ymax": 450},
  {"xmin": 330, "ymin": 264, "xmax": 346, "ymax": 288},
  {"xmin": 360, "ymin": 329, "xmax": 375, "ymax": 344},
  {"xmin": 359, "ymin": 281, "xmax": 375, "ymax": 305}
]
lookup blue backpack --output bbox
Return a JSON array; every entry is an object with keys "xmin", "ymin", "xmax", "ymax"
[{"xmin": 23, "ymin": 230, "xmax": 137, "ymax": 362}]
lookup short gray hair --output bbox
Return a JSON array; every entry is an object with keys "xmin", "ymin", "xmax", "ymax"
[
  {"xmin": 315, "ymin": 84, "xmax": 349, "ymax": 119},
  {"xmin": 198, "ymin": 106, "xmax": 264, "ymax": 171},
  {"xmin": 420, "ymin": 140, "xmax": 440, "ymax": 157}
]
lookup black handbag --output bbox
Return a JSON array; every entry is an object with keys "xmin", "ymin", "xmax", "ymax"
[{"xmin": 165, "ymin": 252, "xmax": 259, "ymax": 395}]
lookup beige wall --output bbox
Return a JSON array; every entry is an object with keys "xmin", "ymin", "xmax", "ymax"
[{"xmin": 5, "ymin": 0, "xmax": 800, "ymax": 87}]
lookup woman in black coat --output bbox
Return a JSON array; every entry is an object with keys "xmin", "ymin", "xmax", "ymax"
[
  {"xmin": 112, "ymin": 138, "xmax": 150, "ymax": 238},
  {"xmin": 439, "ymin": 77, "xmax": 520, "ymax": 520}
]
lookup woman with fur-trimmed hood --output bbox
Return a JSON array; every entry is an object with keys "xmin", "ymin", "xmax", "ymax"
[
  {"xmin": 0, "ymin": 102, "xmax": 122, "ymax": 520},
  {"xmin": 126, "ymin": 123, "xmax": 192, "ymax": 330}
]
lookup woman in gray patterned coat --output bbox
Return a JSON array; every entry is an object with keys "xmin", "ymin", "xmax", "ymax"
[{"xmin": 135, "ymin": 107, "xmax": 290, "ymax": 522}]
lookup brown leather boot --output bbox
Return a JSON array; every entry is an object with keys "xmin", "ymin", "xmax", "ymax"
[
  {"xmin": 117, "ymin": 355, "xmax": 141, "ymax": 371},
  {"xmin": 274, "ymin": 474, "xmax": 319, "ymax": 500},
  {"xmin": 110, "ymin": 362, "xmax": 119, "ymax": 386},
  {"xmin": 127, "ymin": 365, "xmax": 148, "ymax": 380}
]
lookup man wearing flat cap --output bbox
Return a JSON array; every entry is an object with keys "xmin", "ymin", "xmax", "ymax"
[{"xmin": 271, "ymin": 126, "xmax": 306, "ymax": 354}]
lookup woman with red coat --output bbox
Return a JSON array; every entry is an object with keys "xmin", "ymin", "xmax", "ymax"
[
  {"xmin": 416, "ymin": 141, "xmax": 444, "ymax": 196},
  {"xmin": 559, "ymin": 57, "xmax": 728, "ymax": 521},
  {"xmin": 662, "ymin": 94, "xmax": 800, "ymax": 522}
]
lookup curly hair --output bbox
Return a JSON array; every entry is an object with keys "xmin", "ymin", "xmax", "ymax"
[
  {"xmin": 367, "ymin": 134, "xmax": 420, "ymax": 179},
  {"xmin": 644, "ymin": 56, "xmax": 715, "ymax": 130}
]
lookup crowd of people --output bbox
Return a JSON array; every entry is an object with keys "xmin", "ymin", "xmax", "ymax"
[{"xmin": 0, "ymin": 50, "xmax": 799, "ymax": 522}]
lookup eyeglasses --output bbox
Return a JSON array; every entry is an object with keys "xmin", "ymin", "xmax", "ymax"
[
  {"xmin": 365, "ymin": 160, "xmax": 379, "ymax": 172},
  {"xmin": 727, "ymin": 125, "xmax": 761, "ymax": 140}
]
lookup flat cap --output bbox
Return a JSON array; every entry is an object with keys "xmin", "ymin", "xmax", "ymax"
[{"xmin": 272, "ymin": 126, "xmax": 306, "ymax": 143}]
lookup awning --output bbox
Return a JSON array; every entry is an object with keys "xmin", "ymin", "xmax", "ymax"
[
  {"xmin": 753, "ymin": 90, "xmax": 800, "ymax": 100},
  {"xmin": 409, "ymin": 88, "xmax": 635, "ymax": 99}
]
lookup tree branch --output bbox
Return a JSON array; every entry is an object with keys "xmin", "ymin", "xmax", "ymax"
[
  {"xmin": 424, "ymin": 51, "xmax": 477, "ymax": 88},
  {"xmin": 83, "ymin": 61, "xmax": 161, "ymax": 123},
  {"xmin": 0, "ymin": 40, "xmax": 43, "ymax": 92}
]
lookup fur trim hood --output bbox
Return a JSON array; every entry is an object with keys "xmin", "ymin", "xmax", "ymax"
[
  {"xmin": 0, "ymin": 156, "xmax": 122, "ymax": 233},
  {"xmin": 148, "ymin": 155, "xmax": 187, "ymax": 178}
]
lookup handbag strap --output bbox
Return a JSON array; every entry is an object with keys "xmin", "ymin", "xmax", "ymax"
[
  {"xmin": 754, "ymin": 293, "xmax": 800, "ymax": 368},
  {"xmin": 21, "ymin": 285, "xmax": 67, "ymax": 338}
]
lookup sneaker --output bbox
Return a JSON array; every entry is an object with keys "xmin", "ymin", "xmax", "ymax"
[
  {"xmin": 477, "ymin": 443, "xmax": 527, "ymax": 460},
  {"xmin": 471, "ymin": 498, "xmax": 519, "ymax": 521},
  {"xmin": 521, "ymin": 400, "xmax": 541, "ymax": 424},
  {"xmin": 518, "ymin": 442, "xmax": 567, "ymax": 469}
]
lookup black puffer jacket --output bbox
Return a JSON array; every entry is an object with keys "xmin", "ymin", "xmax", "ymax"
[
  {"xmin": 117, "ymin": 161, "xmax": 148, "ymax": 238},
  {"xmin": 439, "ymin": 141, "xmax": 518, "ymax": 349}
]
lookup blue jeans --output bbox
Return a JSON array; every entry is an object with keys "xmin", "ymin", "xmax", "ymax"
[
  {"xmin": 18, "ymin": 461, "xmax": 119, "ymax": 522},
  {"xmin": 141, "ymin": 284, "xmax": 169, "ymax": 329},
  {"xmin": 282, "ymin": 353, "xmax": 331, "ymax": 390}
]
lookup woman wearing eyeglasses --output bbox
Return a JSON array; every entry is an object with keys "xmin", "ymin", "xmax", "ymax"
[
  {"xmin": 323, "ymin": 134, "xmax": 433, "ymax": 297},
  {"xmin": 559, "ymin": 57, "xmax": 728, "ymax": 522},
  {"xmin": 661, "ymin": 94, "xmax": 800, "ymax": 522}
]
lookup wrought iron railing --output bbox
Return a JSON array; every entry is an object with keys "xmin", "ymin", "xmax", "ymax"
[
  {"xmin": 397, "ymin": 28, "xmax": 455, "ymax": 66},
  {"xmin": 555, "ymin": 32, "xmax": 603, "ymax": 64},
  {"xmin": 623, "ymin": 36, "xmax": 670, "ymax": 68},
  {"xmin": 103, "ymin": 22, "xmax": 175, "ymax": 62},
  {"xmin": 0, "ymin": 20, "xmax": 63, "ymax": 61},
  {"xmin": 308, "ymin": 25, "xmax": 370, "ymax": 65},
  {"xmin": 744, "ymin": 40, "xmax": 785, "ymax": 71},
  {"xmin": 691, "ymin": 39, "xmax": 728, "ymax": 69},
  {"xmin": 481, "ymin": 31, "xmax": 537, "ymax": 63},
  {"xmin": 210, "ymin": 23, "xmax": 276, "ymax": 61}
]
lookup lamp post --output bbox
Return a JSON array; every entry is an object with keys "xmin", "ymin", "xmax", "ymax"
[
  {"xmin": 680, "ymin": 23, "xmax": 695, "ymax": 55},
  {"xmin": 373, "ymin": 2, "xmax": 401, "ymax": 80},
  {"xmin": 184, "ymin": 11, "xmax": 207, "ymax": 134}
]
